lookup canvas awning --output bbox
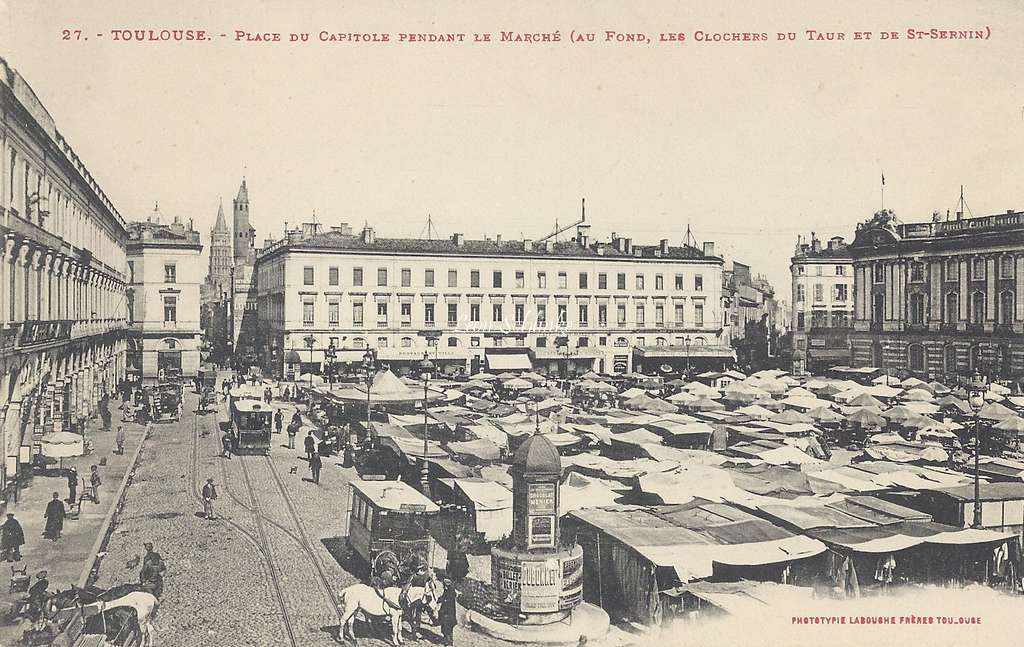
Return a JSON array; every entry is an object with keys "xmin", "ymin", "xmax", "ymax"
[{"xmin": 485, "ymin": 353, "xmax": 532, "ymax": 371}]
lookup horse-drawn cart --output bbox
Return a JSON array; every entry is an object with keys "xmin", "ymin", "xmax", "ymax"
[{"xmin": 346, "ymin": 479, "xmax": 439, "ymax": 577}]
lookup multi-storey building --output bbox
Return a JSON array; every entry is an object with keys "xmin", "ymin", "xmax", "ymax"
[
  {"xmin": 849, "ymin": 209, "xmax": 1024, "ymax": 380},
  {"xmin": 0, "ymin": 56, "xmax": 127, "ymax": 495},
  {"xmin": 790, "ymin": 233, "xmax": 854, "ymax": 374},
  {"xmin": 724, "ymin": 261, "xmax": 782, "ymax": 370},
  {"xmin": 200, "ymin": 199, "xmax": 233, "ymax": 365},
  {"xmin": 253, "ymin": 223, "xmax": 733, "ymax": 378},
  {"xmin": 126, "ymin": 209, "xmax": 204, "ymax": 383}
]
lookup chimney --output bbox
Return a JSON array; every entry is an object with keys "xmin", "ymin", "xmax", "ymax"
[
  {"xmin": 956, "ymin": 211, "xmax": 963, "ymax": 220},
  {"xmin": 452, "ymin": 233, "xmax": 465, "ymax": 246},
  {"xmin": 811, "ymin": 232, "xmax": 821, "ymax": 253},
  {"xmin": 524, "ymin": 239, "xmax": 533, "ymax": 251},
  {"xmin": 596, "ymin": 245, "xmax": 605, "ymax": 256},
  {"xmin": 660, "ymin": 238, "xmax": 669, "ymax": 254},
  {"xmin": 362, "ymin": 226, "xmax": 375, "ymax": 244},
  {"xmin": 495, "ymin": 234, "xmax": 502, "ymax": 246},
  {"xmin": 545, "ymin": 240, "xmax": 554, "ymax": 252},
  {"xmin": 624, "ymin": 238, "xmax": 632, "ymax": 255},
  {"xmin": 703, "ymin": 241, "xmax": 715, "ymax": 256},
  {"xmin": 576, "ymin": 222, "xmax": 591, "ymax": 248}
]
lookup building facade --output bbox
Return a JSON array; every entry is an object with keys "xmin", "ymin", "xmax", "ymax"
[
  {"xmin": 253, "ymin": 224, "xmax": 733, "ymax": 378},
  {"xmin": 790, "ymin": 233, "xmax": 854, "ymax": 374},
  {"xmin": 200, "ymin": 199, "xmax": 233, "ymax": 366},
  {"xmin": 849, "ymin": 209, "xmax": 1024, "ymax": 381},
  {"xmin": 0, "ymin": 56, "xmax": 127, "ymax": 495},
  {"xmin": 126, "ymin": 210, "xmax": 203, "ymax": 383},
  {"xmin": 724, "ymin": 261, "xmax": 782, "ymax": 370}
]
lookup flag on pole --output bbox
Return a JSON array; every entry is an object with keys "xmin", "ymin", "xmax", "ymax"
[{"xmin": 881, "ymin": 172, "xmax": 885, "ymax": 186}]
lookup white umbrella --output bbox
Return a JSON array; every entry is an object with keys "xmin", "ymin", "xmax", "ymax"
[
  {"xmin": 39, "ymin": 432, "xmax": 86, "ymax": 467},
  {"xmin": 504, "ymin": 377, "xmax": 532, "ymax": 390}
]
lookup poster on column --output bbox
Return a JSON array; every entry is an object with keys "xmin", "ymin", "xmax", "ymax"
[{"xmin": 2, "ymin": 2, "xmax": 1022, "ymax": 646}]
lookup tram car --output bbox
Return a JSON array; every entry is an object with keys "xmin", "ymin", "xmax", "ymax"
[
  {"xmin": 346, "ymin": 479, "xmax": 439, "ymax": 574},
  {"xmin": 146, "ymin": 383, "xmax": 182, "ymax": 423},
  {"xmin": 228, "ymin": 386, "xmax": 273, "ymax": 454}
]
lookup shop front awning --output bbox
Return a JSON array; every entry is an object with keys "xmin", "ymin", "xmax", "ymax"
[
  {"xmin": 376, "ymin": 348, "xmax": 470, "ymax": 362},
  {"xmin": 635, "ymin": 345, "xmax": 736, "ymax": 359},
  {"xmin": 531, "ymin": 347, "xmax": 605, "ymax": 360},
  {"xmin": 485, "ymin": 353, "xmax": 532, "ymax": 371}
]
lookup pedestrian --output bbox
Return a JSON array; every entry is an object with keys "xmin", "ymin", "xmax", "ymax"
[
  {"xmin": 27, "ymin": 571, "xmax": 48, "ymax": 621},
  {"xmin": 1, "ymin": 513, "xmax": 24, "ymax": 561},
  {"xmin": 201, "ymin": 478, "xmax": 218, "ymax": 520},
  {"xmin": 139, "ymin": 542, "xmax": 166, "ymax": 598},
  {"xmin": 221, "ymin": 432, "xmax": 233, "ymax": 459},
  {"xmin": 89, "ymin": 465, "xmax": 102, "ymax": 504},
  {"xmin": 283, "ymin": 385, "xmax": 290, "ymax": 401},
  {"xmin": 304, "ymin": 431, "xmax": 316, "ymax": 461},
  {"xmin": 287, "ymin": 422, "xmax": 297, "ymax": 449},
  {"xmin": 274, "ymin": 409, "xmax": 283, "ymax": 435},
  {"xmin": 291, "ymin": 410, "xmax": 302, "ymax": 427},
  {"xmin": 309, "ymin": 452, "xmax": 322, "ymax": 484},
  {"xmin": 264, "ymin": 386, "xmax": 272, "ymax": 405},
  {"xmin": 43, "ymin": 493, "xmax": 65, "ymax": 541},
  {"xmin": 438, "ymin": 578, "xmax": 457, "ymax": 646},
  {"xmin": 115, "ymin": 426, "xmax": 126, "ymax": 455},
  {"xmin": 66, "ymin": 467, "xmax": 78, "ymax": 504}
]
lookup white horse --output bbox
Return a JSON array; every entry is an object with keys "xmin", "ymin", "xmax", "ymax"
[
  {"xmin": 337, "ymin": 583, "xmax": 438, "ymax": 646},
  {"xmin": 82, "ymin": 590, "xmax": 160, "ymax": 647}
]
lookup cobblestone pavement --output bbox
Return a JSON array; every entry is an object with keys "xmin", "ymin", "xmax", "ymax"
[{"xmin": 94, "ymin": 384, "xmax": 612, "ymax": 647}]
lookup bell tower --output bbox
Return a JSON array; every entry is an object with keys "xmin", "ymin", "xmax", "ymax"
[{"xmin": 232, "ymin": 177, "xmax": 255, "ymax": 263}]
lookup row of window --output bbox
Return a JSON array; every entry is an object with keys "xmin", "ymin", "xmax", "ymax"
[
  {"xmin": 125, "ymin": 294, "xmax": 178, "ymax": 324},
  {"xmin": 795, "ymin": 311, "xmax": 851, "ymax": 330},
  {"xmin": 869, "ymin": 290, "xmax": 1017, "ymax": 326},
  {"xmin": 309, "ymin": 334, "xmax": 711, "ymax": 350},
  {"xmin": 871, "ymin": 255, "xmax": 1016, "ymax": 284},
  {"xmin": 300, "ymin": 300, "xmax": 706, "ymax": 328},
  {"xmin": 126, "ymin": 261, "xmax": 177, "ymax": 285},
  {"xmin": 301, "ymin": 266, "xmax": 706, "ymax": 292},
  {"xmin": 796, "ymin": 264, "xmax": 847, "ymax": 277},
  {"xmin": 898, "ymin": 343, "xmax": 1014, "ymax": 377},
  {"xmin": 795, "ymin": 284, "xmax": 849, "ymax": 303}
]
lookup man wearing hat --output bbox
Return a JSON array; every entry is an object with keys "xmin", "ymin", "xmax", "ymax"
[
  {"xmin": 66, "ymin": 467, "xmax": 78, "ymax": 504},
  {"xmin": 139, "ymin": 543, "xmax": 166, "ymax": 598},
  {"xmin": 201, "ymin": 478, "xmax": 218, "ymax": 520},
  {"xmin": 43, "ymin": 492, "xmax": 65, "ymax": 541},
  {"xmin": 1, "ymin": 513, "xmax": 24, "ymax": 562},
  {"xmin": 438, "ymin": 577, "xmax": 458, "ymax": 646},
  {"xmin": 27, "ymin": 571, "xmax": 49, "ymax": 620}
]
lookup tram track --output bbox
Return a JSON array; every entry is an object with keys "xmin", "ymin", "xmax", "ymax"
[{"xmin": 187, "ymin": 400, "xmax": 298, "ymax": 647}]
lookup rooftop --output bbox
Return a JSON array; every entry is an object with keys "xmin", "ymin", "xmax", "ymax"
[
  {"xmin": 792, "ymin": 233, "xmax": 850, "ymax": 261},
  {"xmin": 127, "ymin": 208, "xmax": 202, "ymax": 248},
  {"xmin": 258, "ymin": 226, "xmax": 722, "ymax": 264},
  {"xmin": 852, "ymin": 208, "xmax": 1024, "ymax": 249}
]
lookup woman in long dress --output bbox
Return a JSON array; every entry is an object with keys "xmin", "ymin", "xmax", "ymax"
[{"xmin": 43, "ymin": 492, "xmax": 65, "ymax": 541}]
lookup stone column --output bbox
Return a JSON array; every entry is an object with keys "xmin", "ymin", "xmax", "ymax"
[
  {"xmin": 958, "ymin": 257, "xmax": 968, "ymax": 327},
  {"xmin": 986, "ymin": 256, "xmax": 997, "ymax": 325}
]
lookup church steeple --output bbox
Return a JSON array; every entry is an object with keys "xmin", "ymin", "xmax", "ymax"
[{"xmin": 213, "ymin": 198, "xmax": 228, "ymax": 232}]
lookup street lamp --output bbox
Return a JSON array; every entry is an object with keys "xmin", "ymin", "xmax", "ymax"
[
  {"xmin": 303, "ymin": 334, "xmax": 316, "ymax": 395},
  {"xmin": 419, "ymin": 351, "xmax": 435, "ymax": 497},
  {"xmin": 967, "ymin": 371, "xmax": 987, "ymax": 529},
  {"xmin": 684, "ymin": 335, "xmax": 692, "ymax": 376},
  {"xmin": 362, "ymin": 348, "xmax": 377, "ymax": 445},
  {"xmin": 324, "ymin": 339, "xmax": 337, "ymax": 386}
]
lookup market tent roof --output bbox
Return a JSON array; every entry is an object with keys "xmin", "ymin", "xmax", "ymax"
[
  {"xmin": 560, "ymin": 472, "xmax": 623, "ymax": 515},
  {"xmin": 469, "ymin": 372, "xmax": 497, "ymax": 380},
  {"xmin": 667, "ymin": 390, "xmax": 700, "ymax": 404},
  {"xmin": 848, "ymin": 393, "xmax": 885, "ymax": 408},
  {"xmin": 620, "ymin": 387, "xmax": 647, "ymax": 399},
  {"xmin": 447, "ymin": 438, "xmax": 502, "ymax": 462},
  {"xmin": 903, "ymin": 388, "xmax": 934, "ymax": 402},
  {"xmin": 733, "ymin": 405, "xmax": 774, "ymax": 420},
  {"xmin": 466, "ymin": 423, "xmax": 509, "ymax": 447},
  {"xmin": 806, "ymin": 407, "xmax": 844, "ymax": 424},
  {"xmin": 381, "ymin": 435, "xmax": 449, "ymax": 459},
  {"xmin": 688, "ymin": 397, "xmax": 726, "ymax": 411},
  {"xmin": 979, "ymin": 402, "xmax": 1017, "ymax": 421},
  {"xmin": 349, "ymin": 480, "xmax": 440, "ymax": 512},
  {"xmin": 992, "ymin": 416, "xmax": 1024, "ymax": 434},
  {"xmin": 847, "ymin": 408, "xmax": 886, "ymax": 427},
  {"xmin": 609, "ymin": 428, "xmax": 665, "ymax": 447},
  {"xmin": 683, "ymin": 382, "xmax": 721, "ymax": 397},
  {"xmin": 452, "ymin": 479, "xmax": 513, "ymax": 511},
  {"xmin": 770, "ymin": 409, "xmax": 812, "ymax": 425},
  {"xmin": 503, "ymin": 377, "xmax": 533, "ymax": 390}
]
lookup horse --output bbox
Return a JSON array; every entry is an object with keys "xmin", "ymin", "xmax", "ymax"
[
  {"xmin": 337, "ymin": 583, "xmax": 436, "ymax": 646},
  {"xmin": 79, "ymin": 591, "xmax": 159, "ymax": 647}
]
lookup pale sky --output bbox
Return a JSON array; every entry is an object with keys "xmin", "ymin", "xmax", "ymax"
[{"xmin": 2, "ymin": 0, "xmax": 1023, "ymax": 298}]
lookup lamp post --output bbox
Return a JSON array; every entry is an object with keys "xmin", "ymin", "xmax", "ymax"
[
  {"xmin": 303, "ymin": 334, "xmax": 316, "ymax": 393},
  {"xmin": 362, "ymin": 348, "xmax": 376, "ymax": 445},
  {"xmin": 324, "ymin": 339, "xmax": 337, "ymax": 386},
  {"xmin": 967, "ymin": 371, "xmax": 987, "ymax": 529},
  {"xmin": 419, "ymin": 352, "xmax": 435, "ymax": 497},
  {"xmin": 684, "ymin": 335, "xmax": 692, "ymax": 376}
]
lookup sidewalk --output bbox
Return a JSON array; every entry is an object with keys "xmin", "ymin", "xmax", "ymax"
[{"xmin": 0, "ymin": 409, "xmax": 148, "ymax": 644}]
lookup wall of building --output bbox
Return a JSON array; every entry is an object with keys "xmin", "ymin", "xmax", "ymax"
[
  {"xmin": 0, "ymin": 56, "xmax": 127, "ymax": 494},
  {"xmin": 254, "ymin": 243, "xmax": 728, "ymax": 376}
]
